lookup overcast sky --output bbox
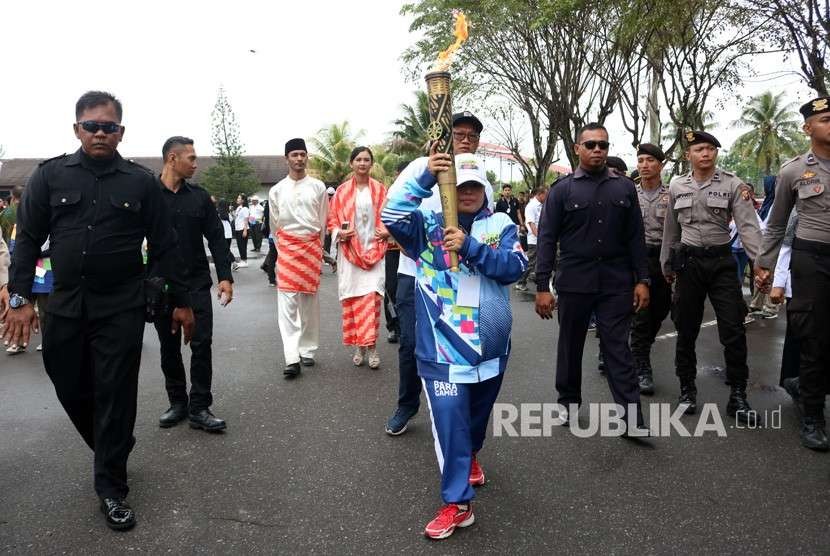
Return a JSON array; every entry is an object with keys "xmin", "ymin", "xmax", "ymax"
[{"xmin": 0, "ymin": 0, "xmax": 815, "ymax": 174}]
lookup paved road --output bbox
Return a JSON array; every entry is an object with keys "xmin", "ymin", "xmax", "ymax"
[{"xmin": 1, "ymin": 251, "xmax": 828, "ymax": 554}]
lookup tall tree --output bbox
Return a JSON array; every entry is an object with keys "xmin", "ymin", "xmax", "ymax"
[
  {"xmin": 201, "ymin": 87, "xmax": 259, "ymax": 200},
  {"xmin": 308, "ymin": 121, "xmax": 363, "ymax": 185},
  {"xmin": 390, "ymin": 91, "xmax": 432, "ymax": 157},
  {"xmin": 742, "ymin": 0, "xmax": 829, "ymax": 95},
  {"xmin": 731, "ymin": 91, "xmax": 804, "ymax": 176},
  {"xmin": 654, "ymin": 1, "xmax": 767, "ymax": 165},
  {"xmin": 403, "ymin": 0, "xmax": 631, "ymax": 185}
]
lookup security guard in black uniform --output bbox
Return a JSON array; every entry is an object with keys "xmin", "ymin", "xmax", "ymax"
[
  {"xmin": 2, "ymin": 91, "xmax": 194, "ymax": 531},
  {"xmin": 153, "ymin": 137, "xmax": 234, "ymax": 432},
  {"xmin": 756, "ymin": 96, "xmax": 830, "ymax": 451},
  {"xmin": 630, "ymin": 144, "xmax": 672, "ymax": 394},
  {"xmin": 535, "ymin": 123, "xmax": 650, "ymax": 430},
  {"xmin": 660, "ymin": 130, "xmax": 761, "ymax": 424}
]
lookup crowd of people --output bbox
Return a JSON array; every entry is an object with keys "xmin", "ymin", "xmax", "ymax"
[{"xmin": 0, "ymin": 89, "xmax": 828, "ymax": 541}]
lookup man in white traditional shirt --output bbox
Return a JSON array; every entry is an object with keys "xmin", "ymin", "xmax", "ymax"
[{"xmin": 268, "ymin": 138, "xmax": 329, "ymax": 378}]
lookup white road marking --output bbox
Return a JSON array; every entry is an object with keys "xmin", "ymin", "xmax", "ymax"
[{"xmin": 654, "ymin": 319, "xmax": 721, "ymax": 341}]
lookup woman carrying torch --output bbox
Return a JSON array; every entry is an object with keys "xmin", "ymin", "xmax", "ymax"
[{"xmin": 381, "ymin": 153, "xmax": 526, "ymax": 539}]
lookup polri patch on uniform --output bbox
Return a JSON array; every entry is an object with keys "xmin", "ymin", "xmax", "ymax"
[{"xmin": 739, "ymin": 185, "xmax": 752, "ymax": 201}]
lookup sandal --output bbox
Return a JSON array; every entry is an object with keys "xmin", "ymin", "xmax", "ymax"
[
  {"xmin": 352, "ymin": 347, "xmax": 365, "ymax": 366},
  {"xmin": 367, "ymin": 347, "xmax": 380, "ymax": 369}
]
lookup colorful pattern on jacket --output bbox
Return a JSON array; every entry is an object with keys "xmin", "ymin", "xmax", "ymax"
[{"xmin": 381, "ymin": 168, "xmax": 527, "ymax": 383}]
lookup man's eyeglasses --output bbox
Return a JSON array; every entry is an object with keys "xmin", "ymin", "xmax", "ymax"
[
  {"xmin": 78, "ymin": 120, "xmax": 122, "ymax": 134},
  {"xmin": 581, "ymin": 140, "xmax": 610, "ymax": 151},
  {"xmin": 452, "ymin": 131, "xmax": 480, "ymax": 142}
]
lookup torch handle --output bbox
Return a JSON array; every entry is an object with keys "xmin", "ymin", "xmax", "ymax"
[{"xmin": 437, "ymin": 166, "xmax": 459, "ymax": 272}]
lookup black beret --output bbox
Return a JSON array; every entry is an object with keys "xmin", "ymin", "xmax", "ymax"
[
  {"xmin": 606, "ymin": 156, "xmax": 628, "ymax": 173},
  {"xmin": 800, "ymin": 97, "xmax": 830, "ymax": 120},
  {"xmin": 284, "ymin": 137, "xmax": 307, "ymax": 156},
  {"xmin": 685, "ymin": 130, "xmax": 721, "ymax": 148},
  {"xmin": 452, "ymin": 111, "xmax": 483, "ymax": 133},
  {"xmin": 637, "ymin": 143, "xmax": 665, "ymax": 162}
]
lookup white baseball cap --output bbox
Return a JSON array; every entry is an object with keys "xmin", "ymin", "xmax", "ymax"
[{"xmin": 454, "ymin": 153, "xmax": 487, "ymax": 188}]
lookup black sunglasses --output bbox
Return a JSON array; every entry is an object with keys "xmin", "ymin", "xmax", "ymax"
[
  {"xmin": 78, "ymin": 120, "xmax": 122, "ymax": 134},
  {"xmin": 582, "ymin": 140, "xmax": 610, "ymax": 150}
]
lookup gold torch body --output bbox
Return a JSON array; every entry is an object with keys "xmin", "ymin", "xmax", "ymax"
[{"xmin": 424, "ymin": 71, "xmax": 459, "ymax": 272}]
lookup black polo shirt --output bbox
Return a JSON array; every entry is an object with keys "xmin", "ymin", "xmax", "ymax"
[
  {"xmin": 150, "ymin": 179, "xmax": 233, "ymax": 291},
  {"xmin": 535, "ymin": 166, "xmax": 648, "ymax": 294}
]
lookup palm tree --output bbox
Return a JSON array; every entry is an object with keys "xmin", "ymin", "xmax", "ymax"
[
  {"xmin": 369, "ymin": 145, "xmax": 403, "ymax": 185},
  {"xmin": 391, "ymin": 91, "xmax": 431, "ymax": 157},
  {"xmin": 308, "ymin": 121, "xmax": 363, "ymax": 185},
  {"xmin": 731, "ymin": 91, "xmax": 803, "ymax": 176}
]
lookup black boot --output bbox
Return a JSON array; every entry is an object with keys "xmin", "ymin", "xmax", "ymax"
[
  {"xmin": 726, "ymin": 383, "xmax": 757, "ymax": 426},
  {"xmin": 801, "ymin": 408, "xmax": 829, "ymax": 451},
  {"xmin": 188, "ymin": 409, "xmax": 227, "ymax": 432},
  {"xmin": 782, "ymin": 377, "xmax": 800, "ymax": 404},
  {"xmin": 678, "ymin": 378, "xmax": 697, "ymax": 415},
  {"xmin": 158, "ymin": 403, "xmax": 188, "ymax": 428},
  {"xmin": 636, "ymin": 357, "xmax": 655, "ymax": 396}
]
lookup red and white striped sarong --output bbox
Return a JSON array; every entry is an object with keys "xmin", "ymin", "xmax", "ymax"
[
  {"xmin": 276, "ymin": 230, "xmax": 322, "ymax": 294},
  {"xmin": 341, "ymin": 293, "xmax": 382, "ymax": 347}
]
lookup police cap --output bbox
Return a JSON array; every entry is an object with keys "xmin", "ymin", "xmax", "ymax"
[
  {"xmin": 799, "ymin": 97, "xmax": 830, "ymax": 120},
  {"xmin": 637, "ymin": 143, "xmax": 665, "ymax": 162},
  {"xmin": 685, "ymin": 130, "xmax": 721, "ymax": 148},
  {"xmin": 606, "ymin": 156, "xmax": 628, "ymax": 173}
]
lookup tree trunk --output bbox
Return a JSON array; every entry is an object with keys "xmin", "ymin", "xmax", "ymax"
[{"xmin": 648, "ymin": 57, "xmax": 663, "ymax": 144}]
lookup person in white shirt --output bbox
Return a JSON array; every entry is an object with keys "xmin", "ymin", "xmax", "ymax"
[
  {"xmin": 515, "ymin": 186, "xmax": 547, "ymax": 292},
  {"xmin": 269, "ymin": 138, "xmax": 329, "ymax": 378},
  {"xmin": 327, "ymin": 147, "xmax": 389, "ymax": 369},
  {"xmin": 248, "ymin": 196, "xmax": 265, "ymax": 254},
  {"xmin": 233, "ymin": 195, "xmax": 250, "ymax": 268}
]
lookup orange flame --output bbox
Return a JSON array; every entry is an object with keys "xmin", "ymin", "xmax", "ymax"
[{"xmin": 432, "ymin": 10, "xmax": 468, "ymax": 72}]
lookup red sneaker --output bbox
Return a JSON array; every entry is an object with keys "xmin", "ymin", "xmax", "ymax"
[
  {"xmin": 424, "ymin": 503, "xmax": 475, "ymax": 540},
  {"xmin": 469, "ymin": 455, "xmax": 485, "ymax": 486}
]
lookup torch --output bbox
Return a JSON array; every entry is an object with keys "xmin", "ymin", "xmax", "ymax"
[
  {"xmin": 425, "ymin": 71, "xmax": 459, "ymax": 271},
  {"xmin": 425, "ymin": 10, "xmax": 468, "ymax": 272}
]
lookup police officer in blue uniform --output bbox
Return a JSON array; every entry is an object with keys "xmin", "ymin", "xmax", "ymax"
[{"xmin": 535, "ymin": 123, "xmax": 650, "ymax": 430}]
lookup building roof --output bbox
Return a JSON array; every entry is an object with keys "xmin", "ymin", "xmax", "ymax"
[
  {"xmin": 0, "ymin": 155, "xmax": 287, "ymax": 189},
  {"xmin": 477, "ymin": 141, "xmax": 572, "ymax": 176}
]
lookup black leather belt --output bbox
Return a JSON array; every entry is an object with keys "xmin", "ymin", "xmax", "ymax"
[
  {"xmin": 682, "ymin": 243, "xmax": 731, "ymax": 258},
  {"xmin": 793, "ymin": 237, "xmax": 830, "ymax": 256}
]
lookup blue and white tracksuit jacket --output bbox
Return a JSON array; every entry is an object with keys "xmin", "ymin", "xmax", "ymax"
[{"xmin": 381, "ymin": 167, "xmax": 526, "ymax": 504}]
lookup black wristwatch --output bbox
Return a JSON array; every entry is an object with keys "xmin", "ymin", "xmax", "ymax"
[
  {"xmin": 9, "ymin": 293, "xmax": 30, "ymax": 309},
  {"xmin": 638, "ymin": 278, "xmax": 652, "ymax": 287}
]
